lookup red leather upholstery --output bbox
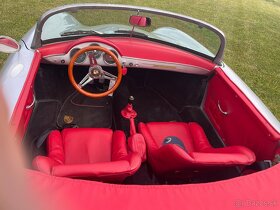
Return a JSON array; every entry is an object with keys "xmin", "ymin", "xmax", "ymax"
[
  {"xmin": 139, "ymin": 122, "xmax": 256, "ymax": 174},
  {"xmin": 33, "ymin": 128, "xmax": 142, "ymax": 182}
]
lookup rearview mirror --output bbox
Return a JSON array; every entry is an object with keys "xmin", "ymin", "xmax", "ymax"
[
  {"xmin": 0, "ymin": 36, "xmax": 20, "ymax": 53},
  {"xmin": 129, "ymin": 15, "xmax": 151, "ymax": 27}
]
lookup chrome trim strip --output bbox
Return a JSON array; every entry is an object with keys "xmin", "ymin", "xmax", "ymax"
[
  {"xmin": 122, "ymin": 56, "xmax": 211, "ymax": 75},
  {"xmin": 43, "ymin": 53, "xmax": 211, "ymax": 75},
  {"xmin": 43, "ymin": 53, "xmax": 66, "ymax": 58},
  {"xmin": 31, "ymin": 3, "xmax": 225, "ymax": 64},
  {"xmin": 222, "ymin": 64, "xmax": 280, "ymax": 133}
]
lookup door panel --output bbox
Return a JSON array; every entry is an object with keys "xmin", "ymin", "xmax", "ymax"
[{"xmin": 204, "ymin": 72, "xmax": 279, "ymax": 160}]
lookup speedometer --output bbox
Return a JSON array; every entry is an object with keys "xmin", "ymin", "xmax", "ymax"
[
  {"xmin": 70, "ymin": 48, "xmax": 87, "ymax": 64},
  {"xmin": 89, "ymin": 43, "xmax": 102, "ymax": 59},
  {"xmin": 103, "ymin": 50, "xmax": 118, "ymax": 65}
]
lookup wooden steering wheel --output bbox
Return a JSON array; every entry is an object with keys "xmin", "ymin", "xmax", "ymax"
[{"xmin": 68, "ymin": 46, "xmax": 123, "ymax": 98}]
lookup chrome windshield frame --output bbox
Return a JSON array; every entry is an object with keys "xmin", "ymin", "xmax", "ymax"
[{"xmin": 31, "ymin": 3, "xmax": 226, "ymax": 64}]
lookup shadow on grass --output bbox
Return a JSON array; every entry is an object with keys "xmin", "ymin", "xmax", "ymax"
[{"xmin": 265, "ymin": 0, "xmax": 280, "ymax": 6}]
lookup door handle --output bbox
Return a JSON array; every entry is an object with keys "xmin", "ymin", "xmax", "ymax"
[
  {"xmin": 217, "ymin": 100, "xmax": 228, "ymax": 115},
  {"xmin": 26, "ymin": 94, "xmax": 35, "ymax": 110}
]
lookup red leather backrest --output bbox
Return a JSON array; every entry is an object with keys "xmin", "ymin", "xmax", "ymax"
[
  {"xmin": 188, "ymin": 122, "xmax": 212, "ymax": 152},
  {"xmin": 48, "ymin": 131, "xmax": 65, "ymax": 164},
  {"xmin": 144, "ymin": 122, "xmax": 195, "ymax": 152},
  {"xmin": 111, "ymin": 130, "xmax": 128, "ymax": 161},
  {"xmin": 61, "ymin": 128, "xmax": 113, "ymax": 164}
]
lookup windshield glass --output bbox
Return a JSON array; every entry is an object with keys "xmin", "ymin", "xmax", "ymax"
[{"xmin": 40, "ymin": 7, "xmax": 223, "ymax": 61}]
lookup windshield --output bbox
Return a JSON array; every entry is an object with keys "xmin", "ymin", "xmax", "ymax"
[{"xmin": 36, "ymin": 4, "xmax": 225, "ymax": 63}]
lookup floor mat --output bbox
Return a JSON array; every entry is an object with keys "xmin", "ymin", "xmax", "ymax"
[
  {"xmin": 23, "ymin": 100, "xmax": 61, "ymax": 160},
  {"xmin": 57, "ymin": 91, "xmax": 112, "ymax": 128},
  {"xmin": 132, "ymin": 87, "xmax": 182, "ymax": 123},
  {"xmin": 124, "ymin": 163, "xmax": 159, "ymax": 185}
]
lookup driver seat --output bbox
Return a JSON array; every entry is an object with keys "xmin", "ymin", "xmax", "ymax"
[{"xmin": 33, "ymin": 128, "xmax": 142, "ymax": 182}]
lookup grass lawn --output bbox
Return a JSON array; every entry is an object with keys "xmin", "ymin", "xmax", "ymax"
[{"xmin": 0, "ymin": 0, "xmax": 279, "ymax": 119}]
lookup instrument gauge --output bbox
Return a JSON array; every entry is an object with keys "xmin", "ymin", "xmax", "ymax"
[
  {"xmin": 103, "ymin": 50, "xmax": 118, "ymax": 65},
  {"xmin": 70, "ymin": 48, "xmax": 86, "ymax": 64},
  {"xmin": 89, "ymin": 43, "xmax": 102, "ymax": 59}
]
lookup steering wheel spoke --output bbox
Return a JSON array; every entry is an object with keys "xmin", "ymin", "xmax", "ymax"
[
  {"xmin": 79, "ymin": 73, "xmax": 90, "ymax": 85},
  {"xmin": 103, "ymin": 71, "xmax": 117, "ymax": 80},
  {"xmin": 78, "ymin": 74, "xmax": 93, "ymax": 88}
]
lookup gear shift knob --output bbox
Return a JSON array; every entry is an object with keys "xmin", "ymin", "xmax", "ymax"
[
  {"xmin": 129, "ymin": 95, "xmax": 135, "ymax": 105},
  {"xmin": 122, "ymin": 96, "xmax": 137, "ymax": 119},
  {"xmin": 121, "ymin": 96, "xmax": 137, "ymax": 135}
]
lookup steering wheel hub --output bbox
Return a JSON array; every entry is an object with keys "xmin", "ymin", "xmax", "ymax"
[{"xmin": 89, "ymin": 65, "xmax": 103, "ymax": 78}]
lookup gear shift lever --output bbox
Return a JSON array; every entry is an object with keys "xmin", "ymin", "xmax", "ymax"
[
  {"xmin": 121, "ymin": 96, "xmax": 137, "ymax": 135},
  {"xmin": 121, "ymin": 96, "xmax": 146, "ymax": 161}
]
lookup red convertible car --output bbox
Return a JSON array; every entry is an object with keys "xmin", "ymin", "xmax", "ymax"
[{"xmin": 0, "ymin": 3, "xmax": 279, "ymax": 210}]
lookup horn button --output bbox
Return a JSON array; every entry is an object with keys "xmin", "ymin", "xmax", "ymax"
[{"xmin": 89, "ymin": 65, "xmax": 103, "ymax": 79}]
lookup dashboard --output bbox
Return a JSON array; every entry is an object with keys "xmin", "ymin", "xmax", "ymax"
[{"xmin": 42, "ymin": 39, "xmax": 213, "ymax": 75}]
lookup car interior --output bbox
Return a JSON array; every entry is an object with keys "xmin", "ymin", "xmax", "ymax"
[
  {"xmin": 10, "ymin": 12, "xmax": 278, "ymax": 185},
  {"xmin": 15, "ymin": 33, "xmax": 278, "ymax": 185}
]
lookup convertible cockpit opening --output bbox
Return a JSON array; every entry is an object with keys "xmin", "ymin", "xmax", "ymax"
[
  {"xmin": 20, "ymin": 60, "xmax": 265, "ymax": 184},
  {"xmin": 18, "ymin": 14, "xmax": 278, "ymax": 184}
]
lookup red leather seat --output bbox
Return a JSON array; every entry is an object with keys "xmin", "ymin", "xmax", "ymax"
[
  {"xmin": 33, "ymin": 128, "xmax": 142, "ymax": 182},
  {"xmin": 139, "ymin": 122, "xmax": 256, "ymax": 174}
]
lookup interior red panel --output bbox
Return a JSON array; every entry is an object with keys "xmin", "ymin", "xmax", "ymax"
[
  {"xmin": 26, "ymin": 164, "xmax": 280, "ymax": 210},
  {"xmin": 204, "ymin": 69, "xmax": 280, "ymax": 160},
  {"xmin": 40, "ymin": 37, "xmax": 216, "ymax": 70}
]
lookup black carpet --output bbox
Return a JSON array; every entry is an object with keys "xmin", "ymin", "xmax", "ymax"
[
  {"xmin": 132, "ymin": 87, "xmax": 182, "ymax": 123},
  {"xmin": 113, "ymin": 86, "xmax": 182, "ymax": 136},
  {"xmin": 57, "ymin": 92, "xmax": 112, "ymax": 128},
  {"xmin": 23, "ymin": 100, "xmax": 61, "ymax": 160},
  {"xmin": 124, "ymin": 163, "xmax": 159, "ymax": 185}
]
